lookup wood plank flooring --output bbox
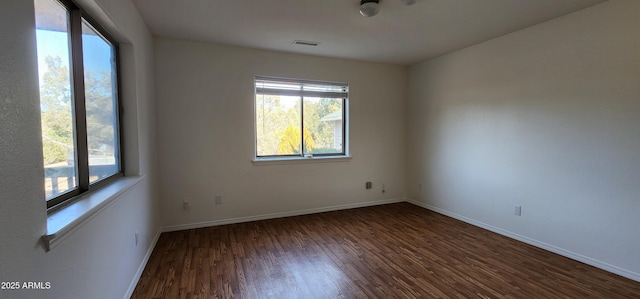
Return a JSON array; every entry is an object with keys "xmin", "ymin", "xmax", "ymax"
[{"xmin": 132, "ymin": 203, "xmax": 640, "ymax": 298}]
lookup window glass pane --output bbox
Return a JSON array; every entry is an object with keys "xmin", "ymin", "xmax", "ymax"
[
  {"xmin": 255, "ymin": 94, "xmax": 301, "ymax": 156},
  {"xmin": 35, "ymin": 0, "xmax": 78, "ymax": 200},
  {"xmin": 303, "ymin": 98, "xmax": 344, "ymax": 155},
  {"xmin": 82, "ymin": 20, "xmax": 119, "ymax": 183}
]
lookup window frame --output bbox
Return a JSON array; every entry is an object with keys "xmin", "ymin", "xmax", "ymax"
[
  {"xmin": 38, "ymin": 0, "xmax": 124, "ymax": 212},
  {"xmin": 254, "ymin": 76, "xmax": 349, "ymax": 160}
]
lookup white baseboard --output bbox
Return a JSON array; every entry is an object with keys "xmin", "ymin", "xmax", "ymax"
[
  {"xmin": 123, "ymin": 229, "xmax": 162, "ymax": 299},
  {"xmin": 406, "ymin": 199, "xmax": 640, "ymax": 283},
  {"xmin": 162, "ymin": 198, "xmax": 406, "ymax": 232}
]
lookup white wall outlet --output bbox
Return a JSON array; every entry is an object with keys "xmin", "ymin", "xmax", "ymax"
[
  {"xmin": 514, "ymin": 205, "xmax": 522, "ymax": 216},
  {"xmin": 183, "ymin": 197, "xmax": 189, "ymax": 210},
  {"xmin": 381, "ymin": 184, "xmax": 386, "ymax": 194},
  {"xmin": 215, "ymin": 195, "xmax": 222, "ymax": 205}
]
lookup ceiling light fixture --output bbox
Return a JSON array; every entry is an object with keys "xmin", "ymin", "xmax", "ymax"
[{"xmin": 359, "ymin": 0, "xmax": 380, "ymax": 17}]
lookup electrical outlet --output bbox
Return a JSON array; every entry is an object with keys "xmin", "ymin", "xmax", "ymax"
[
  {"xmin": 514, "ymin": 205, "xmax": 522, "ymax": 216},
  {"xmin": 135, "ymin": 232, "xmax": 139, "ymax": 246},
  {"xmin": 183, "ymin": 197, "xmax": 189, "ymax": 210},
  {"xmin": 215, "ymin": 195, "xmax": 222, "ymax": 205},
  {"xmin": 381, "ymin": 184, "xmax": 386, "ymax": 194},
  {"xmin": 365, "ymin": 182, "xmax": 372, "ymax": 189}
]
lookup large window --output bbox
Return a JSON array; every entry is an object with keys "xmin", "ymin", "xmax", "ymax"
[
  {"xmin": 255, "ymin": 77, "xmax": 348, "ymax": 158},
  {"xmin": 35, "ymin": 0, "xmax": 121, "ymax": 210}
]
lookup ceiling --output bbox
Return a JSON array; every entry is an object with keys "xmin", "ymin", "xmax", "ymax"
[{"xmin": 132, "ymin": 0, "xmax": 607, "ymax": 65}]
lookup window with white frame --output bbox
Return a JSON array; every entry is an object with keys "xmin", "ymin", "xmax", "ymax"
[{"xmin": 255, "ymin": 76, "xmax": 348, "ymax": 158}]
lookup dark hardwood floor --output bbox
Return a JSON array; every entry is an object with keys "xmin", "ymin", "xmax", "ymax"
[{"xmin": 132, "ymin": 203, "xmax": 640, "ymax": 298}]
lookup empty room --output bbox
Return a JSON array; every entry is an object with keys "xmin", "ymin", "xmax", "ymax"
[{"xmin": 1, "ymin": 0, "xmax": 640, "ymax": 298}]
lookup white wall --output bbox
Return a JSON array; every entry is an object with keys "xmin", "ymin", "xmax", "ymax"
[
  {"xmin": 0, "ymin": 0, "xmax": 159, "ymax": 298},
  {"xmin": 154, "ymin": 39, "xmax": 407, "ymax": 229},
  {"xmin": 407, "ymin": 0, "xmax": 640, "ymax": 281}
]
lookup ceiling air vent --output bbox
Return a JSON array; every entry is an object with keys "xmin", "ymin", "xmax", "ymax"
[{"xmin": 293, "ymin": 40, "xmax": 320, "ymax": 47}]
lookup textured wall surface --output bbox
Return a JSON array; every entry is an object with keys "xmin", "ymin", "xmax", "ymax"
[
  {"xmin": 154, "ymin": 39, "xmax": 408, "ymax": 229},
  {"xmin": 407, "ymin": 0, "xmax": 640, "ymax": 281},
  {"xmin": 0, "ymin": 0, "xmax": 160, "ymax": 298},
  {"xmin": 0, "ymin": 0, "xmax": 49, "ymax": 285}
]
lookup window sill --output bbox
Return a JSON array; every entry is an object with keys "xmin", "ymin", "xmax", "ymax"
[
  {"xmin": 42, "ymin": 175, "xmax": 144, "ymax": 252},
  {"xmin": 252, "ymin": 155, "xmax": 352, "ymax": 166}
]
